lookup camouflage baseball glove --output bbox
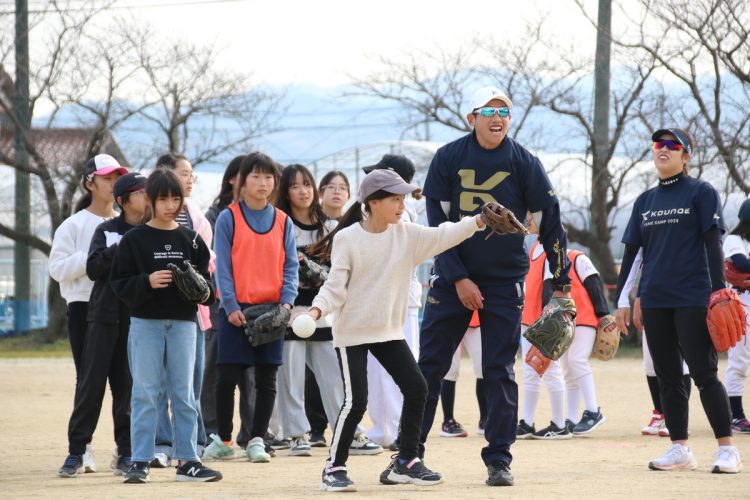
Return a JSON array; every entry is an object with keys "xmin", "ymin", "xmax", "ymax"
[
  {"xmin": 298, "ymin": 252, "xmax": 329, "ymax": 289},
  {"xmin": 725, "ymin": 262, "xmax": 750, "ymax": 292},
  {"xmin": 480, "ymin": 202, "xmax": 529, "ymax": 240},
  {"xmin": 706, "ymin": 288, "xmax": 747, "ymax": 352},
  {"xmin": 242, "ymin": 303, "xmax": 291, "ymax": 347},
  {"xmin": 523, "ymin": 297, "xmax": 577, "ymax": 360},
  {"xmin": 167, "ymin": 260, "xmax": 211, "ymax": 304},
  {"xmin": 592, "ymin": 314, "xmax": 621, "ymax": 361}
]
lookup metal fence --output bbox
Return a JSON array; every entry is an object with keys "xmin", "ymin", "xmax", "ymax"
[{"xmin": 0, "ymin": 259, "xmax": 49, "ymax": 336}]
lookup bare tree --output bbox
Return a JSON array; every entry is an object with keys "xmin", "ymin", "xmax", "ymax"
[{"xmin": 619, "ymin": 0, "xmax": 750, "ymax": 195}]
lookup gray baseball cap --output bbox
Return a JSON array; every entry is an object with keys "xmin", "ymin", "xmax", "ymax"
[{"xmin": 357, "ymin": 169, "xmax": 419, "ymax": 203}]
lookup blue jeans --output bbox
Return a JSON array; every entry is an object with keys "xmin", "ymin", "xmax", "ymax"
[
  {"xmin": 155, "ymin": 325, "xmax": 207, "ymax": 456},
  {"xmin": 128, "ymin": 318, "xmax": 198, "ymax": 462}
]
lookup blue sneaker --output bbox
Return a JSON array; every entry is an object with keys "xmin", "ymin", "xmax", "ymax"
[
  {"xmin": 57, "ymin": 454, "xmax": 83, "ymax": 478},
  {"xmin": 572, "ymin": 408, "xmax": 606, "ymax": 435},
  {"xmin": 321, "ymin": 465, "xmax": 356, "ymax": 492}
]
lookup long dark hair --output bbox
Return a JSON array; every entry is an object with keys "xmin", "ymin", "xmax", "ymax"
[
  {"xmin": 143, "ymin": 169, "xmax": 184, "ymax": 222},
  {"xmin": 309, "ymin": 189, "xmax": 393, "ymax": 263},
  {"xmin": 74, "ymin": 175, "xmax": 94, "ymax": 213},
  {"xmin": 238, "ymin": 152, "xmax": 281, "ymax": 202},
  {"xmin": 213, "ymin": 155, "xmax": 244, "ymax": 210},
  {"xmin": 730, "ymin": 219, "xmax": 750, "ymax": 241},
  {"xmin": 277, "ymin": 164, "xmax": 328, "ymax": 240}
]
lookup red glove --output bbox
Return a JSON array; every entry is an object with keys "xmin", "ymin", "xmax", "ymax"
[
  {"xmin": 525, "ymin": 345, "xmax": 552, "ymax": 376},
  {"xmin": 706, "ymin": 288, "xmax": 747, "ymax": 352}
]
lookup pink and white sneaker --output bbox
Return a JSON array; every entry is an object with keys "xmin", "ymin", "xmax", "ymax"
[{"xmin": 642, "ymin": 410, "xmax": 667, "ymax": 436}]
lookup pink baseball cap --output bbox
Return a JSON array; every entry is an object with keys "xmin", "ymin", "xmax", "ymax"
[{"xmin": 83, "ymin": 154, "xmax": 128, "ymax": 179}]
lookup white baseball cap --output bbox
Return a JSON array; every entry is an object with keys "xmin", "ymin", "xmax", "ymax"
[{"xmin": 468, "ymin": 86, "xmax": 513, "ymax": 115}]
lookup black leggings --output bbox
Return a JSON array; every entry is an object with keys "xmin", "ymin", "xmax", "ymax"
[
  {"xmin": 67, "ymin": 302, "xmax": 89, "ymax": 386},
  {"xmin": 642, "ymin": 307, "xmax": 732, "ymax": 440},
  {"xmin": 216, "ymin": 363, "xmax": 277, "ymax": 442},
  {"xmin": 328, "ymin": 340, "xmax": 427, "ymax": 467}
]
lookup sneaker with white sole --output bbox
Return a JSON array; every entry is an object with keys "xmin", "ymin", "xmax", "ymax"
[
  {"xmin": 57, "ymin": 454, "xmax": 84, "ymax": 478},
  {"xmin": 202, "ymin": 434, "xmax": 236, "ymax": 461},
  {"xmin": 731, "ymin": 418, "xmax": 750, "ymax": 433},
  {"xmin": 123, "ymin": 461, "xmax": 150, "ymax": 484},
  {"xmin": 648, "ymin": 444, "xmax": 697, "ymax": 471},
  {"xmin": 387, "ymin": 457, "xmax": 443, "ymax": 485},
  {"xmin": 150, "ymin": 452, "xmax": 171, "ymax": 468},
  {"xmin": 321, "ymin": 465, "xmax": 356, "ymax": 492},
  {"xmin": 349, "ymin": 434, "xmax": 383, "ymax": 455},
  {"xmin": 82, "ymin": 444, "xmax": 96, "ymax": 473},
  {"xmin": 309, "ymin": 430, "xmax": 327, "ymax": 447},
  {"xmin": 477, "ymin": 418, "xmax": 486, "ymax": 436},
  {"xmin": 113, "ymin": 456, "xmax": 132, "ymax": 476},
  {"xmin": 440, "ymin": 419, "xmax": 468, "ymax": 437},
  {"xmin": 289, "ymin": 436, "xmax": 313, "ymax": 457},
  {"xmin": 532, "ymin": 421, "xmax": 573, "ymax": 440},
  {"xmin": 712, "ymin": 446, "xmax": 742, "ymax": 474},
  {"xmin": 642, "ymin": 410, "xmax": 666, "ymax": 436},
  {"xmin": 516, "ymin": 419, "xmax": 536, "ymax": 439},
  {"xmin": 246, "ymin": 437, "xmax": 271, "ymax": 463},
  {"xmin": 175, "ymin": 460, "xmax": 223, "ymax": 482},
  {"xmin": 572, "ymin": 408, "xmax": 606, "ymax": 435}
]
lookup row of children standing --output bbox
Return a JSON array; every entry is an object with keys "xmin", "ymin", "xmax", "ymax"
[{"xmin": 50, "ymin": 150, "xmax": 411, "ymax": 484}]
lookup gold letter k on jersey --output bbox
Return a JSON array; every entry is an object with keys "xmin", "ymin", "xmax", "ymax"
[{"xmin": 458, "ymin": 169, "xmax": 510, "ymax": 211}]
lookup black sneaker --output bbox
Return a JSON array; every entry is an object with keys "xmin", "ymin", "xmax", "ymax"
[
  {"xmin": 387, "ymin": 457, "xmax": 443, "ymax": 485},
  {"xmin": 532, "ymin": 421, "xmax": 573, "ymax": 440},
  {"xmin": 572, "ymin": 408, "xmax": 606, "ymax": 435},
  {"xmin": 57, "ymin": 454, "xmax": 83, "ymax": 478},
  {"xmin": 440, "ymin": 419, "xmax": 468, "ymax": 437},
  {"xmin": 113, "ymin": 455, "xmax": 132, "ymax": 476},
  {"xmin": 270, "ymin": 438, "xmax": 290, "ymax": 450},
  {"xmin": 379, "ymin": 454, "xmax": 398, "ymax": 485},
  {"xmin": 123, "ymin": 461, "xmax": 150, "ymax": 484},
  {"xmin": 388, "ymin": 441, "xmax": 399, "ymax": 452},
  {"xmin": 565, "ymin": 419, "xmax": 576, "ymax": 434},
  {"xmin": 320, "ymin": 465, "xmax": 356, "ymax": 492},
  {"xmin": 516, "ymin": 419, "xmax": 536, "ymax": 439},
  {"xmin": 486, "ymin": 461, "xmax": 513, "ymax": 486},
  {"xmin": 175, "ymin": 461, "xmax": 223, "ymax": 482},
  {"xmin": 309, "ymin": 430, "xmax": 328, "ymax": 448}
]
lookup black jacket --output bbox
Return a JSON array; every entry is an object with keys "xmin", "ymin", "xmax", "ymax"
[{"xmin": 86, "ymin": 215, "xmax": 136, "ymax": 324}]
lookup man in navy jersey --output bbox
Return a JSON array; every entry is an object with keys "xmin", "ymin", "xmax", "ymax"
[{"xmin": 415, "ymin": 86, "xmax": 571, "ymax": 486}]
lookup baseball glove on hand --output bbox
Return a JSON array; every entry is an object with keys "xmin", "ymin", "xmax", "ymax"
[
  {"xmin": 593, "ymin": 314, "xmax": 621, "ymax": 361},
  {"xmin": 706, "ymin": 288, "xmax": 747, "ymax": 352},
  {"xmin": 523, "ymin": 297, "xmax": 577, "ymax": 360},
  {"xmin": 167, "ymin": 260, "xmax": 211, "ymax": 304},
  {"xmin": 525, "ymin": 345, "xmax": 552, "ymax": 376},
  {"xmin": 480, "ymin": 202, "xmax": 529, "ymax": 240},
  {"xmin": 298, "ymin": 253, "xmax": 329, "ymax": 289},
  {"xmin": 725, "ymin": 262, "xmax": 750, "ymax": 292},
  {"xmin": 242, "ymin": 303, "xmax": 291, "ymax": 347}
]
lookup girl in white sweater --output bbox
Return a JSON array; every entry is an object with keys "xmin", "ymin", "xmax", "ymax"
[{"xmin": 300, "ymin": 169, "xmax": 486, "ymax": 492}]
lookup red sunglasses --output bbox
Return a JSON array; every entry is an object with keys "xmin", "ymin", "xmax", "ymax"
[{"xmin": 653, "ymin": 140, "xmax": 684, "ymax": 152}]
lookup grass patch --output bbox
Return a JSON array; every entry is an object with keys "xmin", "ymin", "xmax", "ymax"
[{"xmin": 0, "ymin": 329, "xmax": 70, "ymax": 358}]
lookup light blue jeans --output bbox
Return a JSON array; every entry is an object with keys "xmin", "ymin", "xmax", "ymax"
[
  {"xmin": 155, "ymin": 325, "xmax": 207, "ymax": 456},
  {"xmin": 128, "ymin": 318, "xmax": 198, "ymax": 462}
]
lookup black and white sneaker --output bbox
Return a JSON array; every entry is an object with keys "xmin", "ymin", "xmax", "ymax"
[
  {"xmin": 572, "ymin": 408, "xmax": 606, "ymax": 435},
  {"xmin": 516, "ymin": 419, "xmax": 536, "ymax": 439},
  {"xmin": 387, "ymin": 457, "xmax": 443, "ymax": 485},
  {"xmin": 320, "ymin": 465, "xmax": 356, "ymax": 492},
  {"xmin": 57, "ymin": 454, "xmax": 83, "ymax": 478},
  {"xmin": 309, "ymin": 430, "xmax": 328, "ymax": 448},
  {"xmin": 123, "ymin": 461, "xmax": 150, "ymax": 484},
  {"xmin": 486, "ymin": 461, "xmax": 513, "ymax": 486},
  {"xmin": 175, "ymin": 461, "xmax": 223, "ymax": 482},
  {"xmin": 379, "ymin": 454, "xmax": 398, "ymax": 485},
  {"xmin": 531, "ymin": 421, "xmax": 573, "ymax": 440},
  {"xmin": 113, "ymin": 455, "xmax": 132, "ymax": 476}
]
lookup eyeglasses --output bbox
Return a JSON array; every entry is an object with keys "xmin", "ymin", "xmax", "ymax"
[
  {"xmin": 177, "ymin": 172, "xmax": 198, "ymax": 182},
  {"xmin": 652, "ymin": 140, "xmax": 683, "ymax": 152},
  {"xmin": 323, "ymin": 184, "xmax": 348, "ymax": 193},
  {"xmin": 473, "ymin": 107, "xmax": 511, "ymax": 118}
]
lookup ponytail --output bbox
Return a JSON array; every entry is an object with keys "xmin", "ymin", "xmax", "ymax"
[
  {"xmin": 74, "ymin": 175, "xmax": 94, "ymax": 213},
  {"xmin": 308, "ymin": 202, "xmax": 364, "ymax": 263}
]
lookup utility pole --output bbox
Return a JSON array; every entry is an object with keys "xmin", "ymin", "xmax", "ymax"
[{"xmin": 14, "ymin": 0, "xmax": 31, "ymax": 333}]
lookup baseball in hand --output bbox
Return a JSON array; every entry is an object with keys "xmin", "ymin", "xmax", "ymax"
[{"xmin": 292, "ymin": 314, "xmax": 317, "ymax": 338}]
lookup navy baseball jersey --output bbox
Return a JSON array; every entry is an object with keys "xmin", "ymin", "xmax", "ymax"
[
  {"xmin": 622, "ymin": 174, "xmax": 724, "ymax": 308},
  {"xmin": 423, "ymin": 133, "xmax": 558, "ymax": 284}
]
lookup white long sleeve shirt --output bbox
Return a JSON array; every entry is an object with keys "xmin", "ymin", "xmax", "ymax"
[
  {"xmin": 49, "ymin": 210, "xmax": 111, "ymax": 303},
  {"xmin": 313, "ymin": 216, "xmax": 483, "ymax": 348}
]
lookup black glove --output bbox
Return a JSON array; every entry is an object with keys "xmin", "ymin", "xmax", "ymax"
[
  {"xmin": 167, "ymin": 260, "xmax": 211, "ymax": 304},
  {"xmin": 242, "ymin": 303, "xmax": 291, "ymax": 347}
]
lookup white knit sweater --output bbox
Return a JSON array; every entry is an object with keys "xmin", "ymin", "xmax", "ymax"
[{"xmin": 312, "ymin": 216, "xmax": 483, "ymax": 348}]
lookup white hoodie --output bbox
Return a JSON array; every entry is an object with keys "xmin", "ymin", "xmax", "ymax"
[{"xmin": 49, "ymin": 210, "xmax": 112, "ymax": 303}]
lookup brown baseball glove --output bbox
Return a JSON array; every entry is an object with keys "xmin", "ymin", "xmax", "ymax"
[
  {"xmin": 725, "ymin": 262, "xmax": 750, "ymax": 292},
  {"xmin": 525, "ymin": 345, "xmax": 552, "ymax": 376},
  {"xmin": 592, "ymin": 314, "xmax": 621, "ymax": 361},
  {"xmin": 480, "ymin": 202, "xmax": 529, "ymax": 240},
  {"xmin": 706, "ymin": 288, "xmax": 746, "ymax": 352}
]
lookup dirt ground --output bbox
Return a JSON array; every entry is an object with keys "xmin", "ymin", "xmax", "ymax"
[{"xmin": 1, "ymin": 356, "xmax": 748, "ymax": 499}]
